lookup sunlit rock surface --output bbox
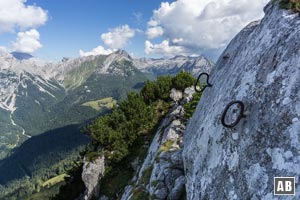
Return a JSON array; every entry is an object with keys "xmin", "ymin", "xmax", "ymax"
[
  {"xmin": 183, "ymin": 2, "xmax": 300, "ymax": 199},
  {"xmin": 81, "ymin": 156, "xmax": 105, "ymax": 200}
]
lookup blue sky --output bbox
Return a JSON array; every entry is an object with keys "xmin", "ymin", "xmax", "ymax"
[
  {"xmin": 27, "ymin": 0, "xmax": 171, "ymax": 60},
  {"xmin": 0, "ymin": 0, "xmax": 269, "ymax": 61}
]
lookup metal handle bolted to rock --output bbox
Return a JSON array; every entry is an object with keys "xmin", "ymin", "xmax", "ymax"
[
  {"xmin": 194, "ymin": 72, "xmax": 213, "ymax": 93},
  {"xmin": 221, "ymin": 100, "xmax": 246, "ymax": 128}
]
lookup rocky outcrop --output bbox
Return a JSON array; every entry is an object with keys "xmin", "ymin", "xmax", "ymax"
[
  {"xmin": 170, "ymin": 89, "xmax": 183, "ymax": 102},
  {"xmin": 81, "ymin": 156, "xmax": 105, "ymax": 200},
  {"xmin": 149, "ymin": 150, "xmax": 186, "ymax": 200},
  {"xmin": 121, "ymin": 87, "xmax": 196, "ymax": 200},
  {"xmin": 183, "ymin": 2, "xmax": 300, "ymax": 199}
]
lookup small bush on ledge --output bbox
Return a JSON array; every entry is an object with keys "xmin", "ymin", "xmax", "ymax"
[{"xmin": 273, "ymin": 0, "xmax": 300, "ymax": 12}]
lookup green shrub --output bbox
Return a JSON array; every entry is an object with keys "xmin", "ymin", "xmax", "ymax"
[
  {"xmin": 273, "ymin": 0, "xmax": 300, "ymax": 12},
  {"xmin": 85, "ymin": 151, "xmax": 102, "ymax": 162},
  {"xmin": 87, "ymin": 92, "xmax": 156, "ymax": 162},
  {"xmin": 158, "ymin": 140, "xmax": 174, "ymax": 153},
  {"xmin": 172, "ymin": 71, "xmax": 195, "ymax": 91},
  {"xmin": 184, "ymin": 92, "xmax": 202, "ymax": 121},
  {"xmin": 141, "ymin": 72, "xmax": 194, "ymax": 103},
  {"xmin": 141, "ymin": 165, "xmax": 153, "ymax": 184},
  {"xmin": 121, "ymin": 92, "xmax": 156, "ymax": 133},
  {"xmin": 141, "ymin": 75, "xmax": 173, "ymax": 103},
  {"xmin": 132, "ymin": 188, "xmax": 149, "ymax": 200},
  {"xmin": 155, "ymin": 75, "xmax": 173, "ymax": 100},
  {"xmin": 141, "ymin": 80, "xmax": 158, "ymax": 103}
]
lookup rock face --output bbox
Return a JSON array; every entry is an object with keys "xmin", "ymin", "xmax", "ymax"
[
  {"xmin": 121, "ymin": 87, "xmax": 196, "ymax": 200},
  {"xmin": 183, "ymin": 2, "xmax": 300, "ymax": 200},
  {"xmin": 81, "ymin": 156, "xmax": 105, "ymax": 200}
]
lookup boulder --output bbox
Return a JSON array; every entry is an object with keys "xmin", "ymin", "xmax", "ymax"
[
  {"xmin": 81, "ymin": 156, "xmax": 105, "ymax": 200},
  {"xmin": 170, "ymin": 88, "xmax": 183, "ymax": 102},
  {"xmin": 184, "ymin": 86, "xmax": 196, "ymax": 99}
]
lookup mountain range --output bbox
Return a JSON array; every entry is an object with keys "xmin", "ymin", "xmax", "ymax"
[
  {"xmin": 0, "ymin": 50, "xmax": 213, "ymax": 158},
  {"xmin": 0, "ymin": 49, "xmax": 213, "ymax": 197}
]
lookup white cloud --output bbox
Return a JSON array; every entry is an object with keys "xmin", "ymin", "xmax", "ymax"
[
  {"xmin": 172, "ymin": 38, "xmax": 184, "ymax": 43},
  {"xmin": 146, "ymin": 0, "xmax": 269, "ymax": 57},
  {"xmin": 148, "ymin": 19, "xmax": 159, "ymax": 27},
  {"xmin": 0, "ymin": 0, "xmax": 48, "ymax": 33},
  {"xmin": 12, "ymin": 29, "xmax": 42, "ymax": 53},
  {"xmin": 101, "ymin": 25, "xmax": 135, "ymax": 49},
  {"xmin": 146, "ymin": 26, "xmax": 164, "ymax": 39},
  {"xmin": 79, "ymin": 46, "xmax": 115, "ymax": 57},
  {"xmin": 145, "ymin": 40, "xmax": 192, "ymax": 57},
  {"xmin": 79, "ymin": 24, "xmax": 136, "ymax": 57},
  {"xmin": 0, "ymin": 46, "xmax": 7, "ymax": 53}
]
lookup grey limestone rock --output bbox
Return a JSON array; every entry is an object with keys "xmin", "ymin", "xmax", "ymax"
[
  {"xmin": 81, "ymin": 156, "xmax": 105, "ymax": 200},
  {"xmin": 169, "ymin": 176, "xmax": 186, "ymax": 200},
  {"xmin": 170, "ymin": 88, "xmax": 183, "ymax": 102},
  {"xmin": 183, "ymin": 2, "xmax": 300, "ymax": 200}
]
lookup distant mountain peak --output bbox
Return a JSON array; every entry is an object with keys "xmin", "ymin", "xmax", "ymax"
[
  {"xmin": 113, "ymin": 49, "xmax": 132, "ymax": 59},
  {"xmin": 61, "ymin": 57, "xmax": 70, "ymax": 62},
  {"xmin": 11, "ymin": 52, "xmax": 33, "ymax": 60},
  {"xmin": 172, "ymin": 55, "xmax": 188, "ymax": 59},
  {"xmin": 134, "ymin": 54, "xmax": 213, "ymax": 76}
]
